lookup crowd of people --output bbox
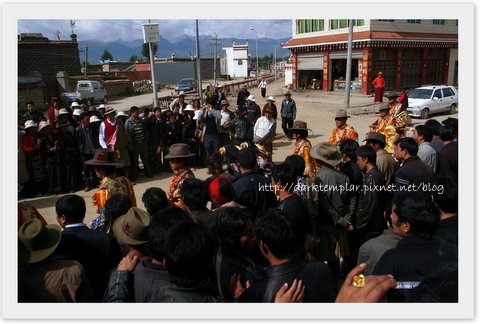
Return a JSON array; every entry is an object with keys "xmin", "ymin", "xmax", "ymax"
[{"xmin": 18, "ymin": 82, "xmax": 458, "ymax": 304}]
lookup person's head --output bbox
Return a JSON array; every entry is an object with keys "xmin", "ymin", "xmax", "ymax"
[
  {"xmin": 291, "ymin": 129, "xmax": 308, "ymax": 140},
  {"xmin": 339, "ymin": 139, "xmax": 359, "ymax": 162},
  {"xmin": 263, "ymin": 108, "xmax": 274, "ymax": 121},
  {"xmin": 164, "ymin": 220, "xmax": 215, "ymax": 287},
  {"xmin": 165, "ymin": 143, "xmax": 194, "ymax": 171},
  {"xmin": 413, "ymin": 125, "xmax": 433, "ymax": 144},
  {"xmin": 366, "ymin": 132, "xmax": 386, "ymax": 151},
  {"xmin": 209, "ymin": 176, "xmax": 235, "ymax": 207},
  {"xmin": 50, "ymin": 97, "xmax": 59, "ymax": 108},
  {"xmin": 284, "ymin": 154, "xmax": 306, "ymax": 178},
  {"xmin": 213, "ymin": 207, "xmax": 256, "ymax": 254},
  {"xmin": 355, "ymin": 145, "xmax": 377, "ymax": 171},
  {"xmin": 236, "ymin": 148, "xmax": 257, "ymax": 171},
  {"xmin": 130, "ymin": 106, "xmax": 140, "ymax": 118},
  {"xmin": 431, "ymin": 173, "xmax": 458, "ymax": 214},
  {"xmin": 55, "ymin": 194, "xmax": 86, "ymax": 227},
  {"xmin": 93, "ymin": 165, "xmax": 116, "ymax": 179},
  {"xmin": 142, "ymin": 187, "xmax": 168, "ymax": 215},
  {"xmin": 270, "ymin": 162, "xmax": 297, "ymax": 194},
  {"xmin": 147, "ymin": 206, "xmax": 190, "ymax": 261},
  {"xmin": 391, "ymin": 193, "xmax": 439, "ymax": 239},
  {"xmin": 284, "ymin": 91, "xmax": 292, "ymax": 100},
  {"xmin": 424, "ymin": 119, "xmax": 441, "ymax": 136},
  {"xmin": 105, "ymin": 194, "xmax": 132, "ymax": 225},
  {"xmin": 178, "ymin": 95, "xmax": 185, "ymax": 103},
  {"xmin": 154, "ymin": 107, "xmax": 161, "ymax": 119},
  {"xmin": 180, "ymin": 178, "xmax": 209, "ymax": 212},
  {"xmin": 393, "ymin": 137, "xmax": 418, "ymax": 161},
  {"xmin": 26, "ymin": 101, "xmax": 35, "ymax": 112},
  {"xmin": 255, "ymin": 208, "xmax": 302, "ymax": 262},
  {"xmin": 206, "ymin": 151, "xmax": 224, "ymax": 176},
  {"xmin": 438, "ymin": 125, "xmax": 455, "ymax": 142},
  {"xmin": 81, "ymin": 113, "xmax": 90, "ymax": 126},
  {"xmin": 379, "ymin": 106, "xmax": 389, "ymax": 117}
]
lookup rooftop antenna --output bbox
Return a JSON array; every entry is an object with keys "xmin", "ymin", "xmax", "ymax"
[{"xmin": 70, "ymin": 20, "xmax": 76, "ymax": 35}]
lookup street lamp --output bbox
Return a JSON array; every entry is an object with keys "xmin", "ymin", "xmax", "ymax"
[{"xmin": 249, "ymin": 26, "xmax": 258, "ymax": 76}]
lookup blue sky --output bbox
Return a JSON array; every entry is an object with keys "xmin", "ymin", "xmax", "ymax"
[{"xmin": 17, "ymin": 19, "xmax": 293, "ymax": 43}]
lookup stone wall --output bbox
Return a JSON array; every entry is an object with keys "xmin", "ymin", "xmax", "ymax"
[{"xmin": 18, "ymin": 81, "xmax": 47, "ymax": 112}]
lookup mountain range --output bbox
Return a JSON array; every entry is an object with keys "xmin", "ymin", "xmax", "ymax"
[{"xmin": 78, "ymin": 35, "xmax": 292, "ymax": 63}]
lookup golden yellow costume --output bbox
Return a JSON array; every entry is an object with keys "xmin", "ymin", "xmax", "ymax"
[
  {"xmin": 293, "ymin": 139, "xmax": 315, "ymax": 178},
  {"xmin": 328, "ymin": 125, "xmax": 358, "ymax": 146}
]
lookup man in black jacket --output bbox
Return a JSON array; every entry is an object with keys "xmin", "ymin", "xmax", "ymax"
[{"xmin": 238, "ymin": 209, "xmax": 336, "ymax": 302}]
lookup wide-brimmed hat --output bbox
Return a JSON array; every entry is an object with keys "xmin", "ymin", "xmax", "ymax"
[
  {"xmin": 288, "ymin": 120, "xmax": 308, "ymax": 131},
  {"xmin": 24, "ymin": 120, "xmax": 37, "ymax": 130},
  {"xmin": 178, "ymin": 91, "xmax": 185, "ymax": 97},
  {"xmin": 193, "ymin": 110, "xmax": 204, "ymax": 120},
  {"xmin": 18, "ymin": 219, "xmax": 62, "ymax": 264},
  {"xmin": 335, "ymin": 109, "xmax": 351, "ymax": 119},
  {"xmin": 73, "ymin": 108, "xmax": 84, "ymax": 117},
  {"xmin": 104, "ymin": 106, "xmax": 116, "ymax": 116},
  {"xmin": 112, "ymin": 207, "xmax": 150, "ymax": 245},
  {"xmin": 97, "ymin": 104, "xmax": 106, "ymax": 110},
  {"xmin": 267, "ymin": 96, "xmax": 275, "ymax": 102},
  {"xmin": 58, "ymin": 108, "xmax": 69, "ymax": 116},
  {"xmin": 37, "ymin": 120, "xmax": 50, "ymax": 132},
  {"xmin": 164, "ymin": 143, "xmax": 195, "ymax": 159},
  {"xmin": 310, "ymin": 142, "xmax": 342, "ymax": 168},
  {"xmin": 116, "ymin": 111, "xmax": 128, "ymax": 118},
  {"xmin": 71, "ymin": 101, "xmax": 81, "ymax": 108},
  {"xmin": 85, "ymin": 148, "xmax": 123, "ymax": 167},
  {"xmin": 184, "ymin": 104, "xmax": 195, "ymax": 112},
  {"xmin": 247, "ymin": 95, "xmax": 256, "ymax": 102},
  {"xmin": 220, "ymin": 100, "xmax": 230, "ymax": 107},
  {"xmin": 89, "ymin": 115, "xmax": 101, "ymax": 124},
  {"xmin": 385, "ymin": 91, "xmax": 400, "ymax": 98},
  {"xmin": 365, "ymin": 132, "xmax": 386, "ymax": 145}
]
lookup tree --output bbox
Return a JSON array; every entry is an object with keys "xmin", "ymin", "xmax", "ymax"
[
  {"xmin": 142, "ymin": 43, "xmax": 158, "ymax": 61},
  {"xmin": 101, "ymin": 50, "xmax": 113, "ymax": 61}
]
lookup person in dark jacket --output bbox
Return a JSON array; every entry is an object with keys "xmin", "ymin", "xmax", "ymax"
[
  {"xmin": 280, "ymin": 91, "xmax": 296, "ymax": 139},
  {"xmin": 232, "ymin": 148, "xmax": 277, "ymax": 219},
  {"xmin": 125, "ymin": 106, "xmax": 153, "ymax": 180},
  {"xmin": 238, "ymin": 209, "xmax": 336, "ymax": 302}
]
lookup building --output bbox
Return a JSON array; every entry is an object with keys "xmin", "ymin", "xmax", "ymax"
[
  {"xmin": 222, "ymin": 43, "xmax": 249, "ymax": 78},
  {"xmin": 282, "ymin": 19, "xmax": 458, "ymax": 94}
]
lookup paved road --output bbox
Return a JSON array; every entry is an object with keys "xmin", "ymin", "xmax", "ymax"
[{"xmin": 21, "ymin": 78, "xmax": 457, "ymax": 225}]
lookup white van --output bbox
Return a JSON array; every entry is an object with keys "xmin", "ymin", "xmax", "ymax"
[{"xmin": 62, "ymin": 80, "xmax": 108, "ymax": 105}]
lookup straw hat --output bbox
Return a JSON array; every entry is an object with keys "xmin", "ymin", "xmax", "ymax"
[
  {"xmin": 103, "ymin": 106, "xmax": 116, "ymax": 116},
  {"xmin": 310, "ymin": 142, "xmax": 342, "ymax": 168},
  {"xmin": 112, "ymin": 207, "xmax": 150, "ymax": 245}
]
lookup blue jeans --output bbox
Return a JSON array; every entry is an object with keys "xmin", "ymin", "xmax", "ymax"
[{"xmin": 204, "ymin": 134, "xmax": 221, "ymax": 158}]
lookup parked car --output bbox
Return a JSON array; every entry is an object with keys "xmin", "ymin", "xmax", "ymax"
[
  {"xmin": 407, "ymin": 85, "xmax": 458, "ymax": 119},
  {"xmin": 174, "ymin": 78, "xmax": 196, "ymax": 93},
  {"xmin": 61, "ymin": 80, "xmax": 108, "ymax": 106}
]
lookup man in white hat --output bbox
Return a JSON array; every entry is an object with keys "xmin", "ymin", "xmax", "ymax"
[
  {"xmin": 245, "ymin": 95, "xmax": 261, "ymax": 139},
  {"xmin": 258, "ymin": 77, "xmax": 267, "ymax": 98},
  {"xmin": 328, "ymin": 109, "xmax": 358, "ymax": 146},
  {"xmin": 262, "ymin": 96, "xmax": 278, "ymax": 120}
]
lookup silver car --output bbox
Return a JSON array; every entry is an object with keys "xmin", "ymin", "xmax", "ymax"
[{"xmin": 407, "ymin": 85, "xmax": 458, "ymax": 119}]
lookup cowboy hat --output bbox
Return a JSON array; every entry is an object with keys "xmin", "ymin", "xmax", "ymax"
[
  {"xmin": 288, "ymin": 120, "xmax": 309, "ymax": 131},
  {"xmin": 103, "ymin": 106, "xmax": 116, "ymax": 116},
  {"xmin": 24, "ymin": 120, "xmax": 37, "ymax": 130},
  {"xmin": 365, "ymin": 132, "xmax": 386, "ymax": 145},
  {"xmin": 335, "ymin": 109, "xmax": 351, "ymax": 119},
  {"xmin": 112, "ymin": 207, "xmax": 150, "ymax": 245},
  {"xmin": 84, "ymin": 148, "xmax": 123, "ymax": 167},
  {"xmin": 37, "ymin": 120, "xmax": 50, "ymax": 132},
  {"xmin": 89, "ymin": 115, "xmax": 101, "ymax": 123},
  {"xmin": 164, "ymin": 143, "xmax": 195, "ymax": 159},
  {"xmin": 18, "ymin": 219, "xmax": 62, "ymax": 264},
  {"xmin": 267, "ymin": 96, "xmax": 275, "ymax": 102},
  {"xmin": 310, "ymin": 142, "xmax": 342, "ymax": 168}
]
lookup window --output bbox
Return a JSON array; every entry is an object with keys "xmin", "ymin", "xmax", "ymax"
[
  {"xmin": 296, "ymin": 19, "xmax": 325, "ymax": 34},
  {"xmin": 353, "ymin": 19, "xmax": 365, "ymax": 26},
  {"xmin": 443, "ymin": 87, "xmax": 454, "ymax": 97},
  {"xmin": 330, "ymin": 19, "xmax": 348, "ymax": 30},
  {"xmin": 407, "ymin": 20, "xmax": 421, "ymax": 24},
  {"xmin": 238, "ymin": 60, "xmax": 243, "ymax": 65},
  {"xmin": 433, "ymin": 20, "xmax": 445, "ymax": 25},
  {"xmin": 433, "ymin": 89, "xmax": 443, "ymax": 99},
  {"xmin": 378, "ymin": 19, "xmax": 394, "ymax": 22}
]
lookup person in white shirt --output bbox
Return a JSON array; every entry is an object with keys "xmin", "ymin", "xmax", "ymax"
[
  {"xmin": 258, "ymin": 78, "xmax": 267, "ymax": 98},
  {"xmin": 412, "ymin": 124, "xmax": 437, "ymax": 173},
  {"xmin": 253, "ymin": 106, "xmax": 276, "ymax": 155}
]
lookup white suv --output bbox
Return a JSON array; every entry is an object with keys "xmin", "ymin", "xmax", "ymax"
[{"xmin": 407, "ymin": 85, "xmax": 458, "ymax": 119}]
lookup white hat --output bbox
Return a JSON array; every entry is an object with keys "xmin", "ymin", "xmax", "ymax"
[
  {"xmin": 58, "ymin": 108, "xmax": 69, "ymax": 115},
  {"xmin": 193, "ymin": 110, "xmax": 204, "ymax": 120},
  {"xmin": 247, "ymin": 95, "xmax": 256, "ymax": 102},
  {"xmin": 97, "ymin": 104, "xmax": 106, "ymax": 110},
  {"xmin": 116, "ymin": 111, "xmax": 128, "ymax": 118},
  {"xmin": 184, "ymin": 104, "xmax": 194, "ymax": 112},
  {"xmin": 38, "ymin": 120, "xmax": 50, "ymax": 132},
  {"xmin": 267, "ymin": 96, "xmax": 275, "ymax": 102},
  {"xmin": 73, "ymin": 108, "xmax": 84, "ymax": 116},
  {"xmin": 178, "ymin": 91, "xmax": 185, "ymax": 96},
  {"xmin": 70, "ymin": 101, "xmax": 81, "ymax": 108},
  {"xmin": 161, "ymin": 107, "xmax": 170, "ymax": 113},
  {"xmin": 24, "ymin": 120, "xmax": 37, "ymax": 130},
  {"xmin": 89, "ymin": 115, "xmax": 101, "ymax": 123}
]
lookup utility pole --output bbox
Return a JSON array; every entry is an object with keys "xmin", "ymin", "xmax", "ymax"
[
  {"xmin": 142, "ymin": 20, "xmax": 160, "ymax": 108},
  {"xmin": 344, "ymin": 19, "xmax": 354, "ymax": 108},
  {"xmin": 84, "ymin": 44, "xmax": 88, "ymax": 78},
  {"xmin": 195, "ymin": 20, "xmax": 203, "ymax": 104},
  {"xmin": 210, "ymin": 33, "xmax": 222, "ymax": 87}
]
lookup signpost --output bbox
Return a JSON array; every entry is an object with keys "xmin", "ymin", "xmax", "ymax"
[{"xmin": 142, "ymin": 23, "xmax": 160, "ymax": 108}]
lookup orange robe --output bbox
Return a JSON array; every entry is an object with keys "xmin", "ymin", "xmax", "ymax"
[
  {"xmin": 328, "ymin": 125, "xmax": 359, "ymax": 145},
  {"xmin": 293, "ymin": 139, "xmax": 315, "ymax": 178}
]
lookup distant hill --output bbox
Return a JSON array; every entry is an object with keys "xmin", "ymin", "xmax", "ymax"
[{"xmin": 78, "ymin": 36, "xmax": 291, "ymax": 63}]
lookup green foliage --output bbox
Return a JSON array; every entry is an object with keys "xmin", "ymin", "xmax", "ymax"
[
  {"xmin": 101, "ymin": 50, "xmax": 114, "ymax": 61},
  {"xmin": 142, "ymin": 43, "xmax": 158, "ymax": 61}
]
